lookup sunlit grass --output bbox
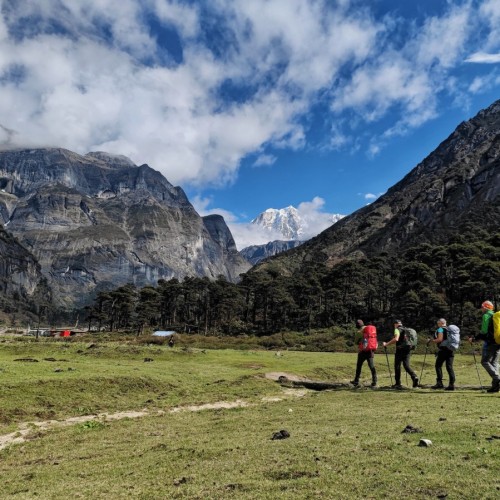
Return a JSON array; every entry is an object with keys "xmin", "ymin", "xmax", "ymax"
[{"xmin": 1, "ymin": 339, "xmax": 498, "ymax": 498}]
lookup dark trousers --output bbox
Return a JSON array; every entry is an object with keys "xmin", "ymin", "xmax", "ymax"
[
  {"xmin": 435, "ymin": 347, "xmax": 455, "ymax": 385},
  {"xmin": 354, "ymin": 350, "xmax": 377, "ymax": 383},
  {"xmin": 481, "ymin": 342, "xmax": 500, "ymax": 384},
  {"xmin": 395, "ymin": 346, "xmax": 417, "ymax": 384}
]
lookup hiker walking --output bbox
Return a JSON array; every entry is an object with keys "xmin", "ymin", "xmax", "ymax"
[
  {"xmin": 351, "ymin": 320, "xmax": 378, "ymax": 387},
  {"xmin": 427, "ymin": 318, "xmax": 456, "ymax": 391},
  {"xmin": 383, "ymin": 319, "xmax": 419, "ymax": 389},
  {"xmin": 469, "ymin": 301, "xmax": 499, "ymax": 393}
]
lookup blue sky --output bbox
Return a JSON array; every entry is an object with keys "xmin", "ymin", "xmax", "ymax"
[{"xmin": 0, "ymin": 1, "xmax": 499, "ymax": 248}]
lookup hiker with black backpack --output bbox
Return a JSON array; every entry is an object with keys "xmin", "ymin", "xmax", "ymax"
[
  {"xmin": 350, "ymin": 319, "xmax": 378, "ymax": 388},
  {"xmin": 382, "ymin": 319, "xmax": 419, "ymax": 389},
  {"xmin": 468, "ymin": 301, "xmax": 499, "ymax": 393},
  {"xmin": 427, "ymin": 318, "xmax": 459, "ymax": 391}
]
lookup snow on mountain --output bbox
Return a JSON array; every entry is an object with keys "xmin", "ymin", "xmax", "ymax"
[{"xmin": 251, "ymin": 206, "xmax": 344, "ymax": 241}]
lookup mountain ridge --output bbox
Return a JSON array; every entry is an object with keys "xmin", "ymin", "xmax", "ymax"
[
  {"xmin": 0, "ymin": 147, "xmax": 250, "ymax": 308},
  {"xmin": 254, "ymin": 99, "xmax": 500, "ymax": 274}
]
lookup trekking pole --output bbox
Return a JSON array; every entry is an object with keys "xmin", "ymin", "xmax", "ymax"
[
  {"xmin": 471, "ymin": 347, "xmax": 484, "ymax": 390},
  {"xmin": 420, "ymin": 345, "xmax": 429, "ymax": 385},
  {"xmin": 384, "ymin": 347, "xmax": 393, "ymax": 386}
]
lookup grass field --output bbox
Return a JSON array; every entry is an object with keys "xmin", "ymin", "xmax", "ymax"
[{"xmin": 0, "ymin": 336, "xmax": 499, "ymax": 499}]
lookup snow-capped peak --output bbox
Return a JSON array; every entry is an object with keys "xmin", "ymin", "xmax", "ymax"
[{"xmin": 251, "ymin": 205, "xmax": 344, "ymax": 241}]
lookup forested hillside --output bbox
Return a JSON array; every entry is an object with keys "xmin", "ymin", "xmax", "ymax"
[{"xmin": 81, "ymin": 225, "xmax": 498, "ymax": 338}]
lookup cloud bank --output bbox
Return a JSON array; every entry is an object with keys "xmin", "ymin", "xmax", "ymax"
[{"xmin": 0, "ymin": 0, "xmax": 498, "ymax": 189}]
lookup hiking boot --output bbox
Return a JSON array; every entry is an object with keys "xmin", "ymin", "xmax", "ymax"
[
  {"xmin": 487, "ymin": 385, "xmax": 499, "ymax": 393},
  {"xmin": 392, "ymin": 384, "xmax": 404, "ymax": 390},
  {"xmin": 350, "ymin": 380, "xmax": 360, "ymax": 387},
  {"xmin": 445, "ymin": 386, "xmax": 455, "ymax": 391},
  {"xmin": 371, "ymin": 380, "xmax": 378, "ymax": 388},
  {"xmin": 431, "ymin": 383, "xmax": 444, "ymax": 390},
  {"xmin": 412, "ymin": 377, "xmax": 419, "ymax": 388}
]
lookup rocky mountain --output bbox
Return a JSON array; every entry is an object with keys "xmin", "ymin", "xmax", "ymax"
[
  {"xmin": 252, "ymin": 206, "xmax": 343, "ymax": 240},
  {"xmin": 252, "ymin": 206, "xmax": 302, "ymax": 240},
  {"xmin": 0, "ymin": 223, "xmax": 45, "ymax": 307},
  {"xmin": 0, "ymin": 148, "xmax": 250, "ymax": 308},
  {"xmin": 243, "ymin": 205, "xmax": 343, "ymax": 264},
  {"xmin": 255, "ymin": 99, "xmax": 500, "ymax": 274},
  {"xmin": 240, "ymin": 240, "xmax": 304, "ymax": 266}
]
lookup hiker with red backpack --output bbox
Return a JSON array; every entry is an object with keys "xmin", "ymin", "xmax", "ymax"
[
  {"xmin": 427, "ymin": 318, "xmax": 458, "ymax": 391},
  {"xmin": 350, "ymin": 319, "xmax": 378, "ymax": 388},
  {"xmin": 383, "ymin": 319, "xmax": 419, "ymax": 389},
  {"xmin": 468, "ymin": 301, "xmax": 499, "ymax": 393}
]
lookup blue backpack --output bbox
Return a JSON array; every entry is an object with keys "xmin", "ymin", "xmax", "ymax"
[{"xmin": 442, "ymin": 325, "xmax": 460, "ymax": 351}]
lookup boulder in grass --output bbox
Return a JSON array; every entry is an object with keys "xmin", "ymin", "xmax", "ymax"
[
  {"xmin": 418, "ymin": 439, "xmax": 432, "ymax": 447},
  {"xmin": 271, "ymin": 430, "xmax": 290, "ymax": 440}
]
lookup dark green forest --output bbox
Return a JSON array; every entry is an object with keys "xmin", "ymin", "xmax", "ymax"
[{"xmin": 80, "ymin": 229, "xmax": 499, "ymax": 339}]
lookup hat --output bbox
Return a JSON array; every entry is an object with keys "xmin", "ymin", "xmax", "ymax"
[
  {"xmin": 394, "ymin": 319, "xmax": 402, "ymax": 325},
  {"xmin": 481, "ymin": 301, "xmax": 494, "ymax": 310},
  {"xmin": 356, "ymin": 319, "xmax": 364, "ymax": 327}
]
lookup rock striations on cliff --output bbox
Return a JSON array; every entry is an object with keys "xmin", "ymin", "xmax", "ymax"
[
  {"xmin": 255, "ymin": 99, "xmax": 500, "ymax": 274},
  {"xmin": 0, "ymin": 148, "xmax": 250, "ymax": 308},
  {"xmin": 0, "ymin": 223, "xmax": 45, "ymax": 306},
  {"xmin": 240, "ymin": 240, "xmax": 304, "ymax": 266}
]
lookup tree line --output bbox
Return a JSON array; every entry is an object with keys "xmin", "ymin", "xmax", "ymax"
[{"xmin": 82, "ymin": 229, "xmax": 499, "ymax": 338}]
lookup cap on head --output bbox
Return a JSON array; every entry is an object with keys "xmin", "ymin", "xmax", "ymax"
[
  {"xmin": 394, "ymin": 319, "xmax": 402, "ymax": 325},
  {"xmin": 356, "ymin": 319, "xmax": 364, "ymax": 327},
  {"xmin": 481, "ymin": 301, "xmax": 494, "ymax": 310}
]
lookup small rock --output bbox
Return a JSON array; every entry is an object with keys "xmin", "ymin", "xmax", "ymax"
[
  {"xmin": 402, "ymin": 425, "xmax": 422, "ymax": 434},
  {"xmin": 54, "ymin": 368, "xmax": 64, "ymax": 373},
  {"xmin": 439, "ymin": 417, "xmax": 447, "ymax": 421},
  {"xmin": 144, "ymin": 358, "xmax": 154, "ymax": 362},
  {"xmin": 418, "ymin": 439, "xmax": 432, "ymax": 447},
  {"xmin": 271, "ymin": 429, "xmax": 290, "ymax": 440},
  {"xmin": 486, "ymin": 435, "xmax": 500, "ymax": 441}
]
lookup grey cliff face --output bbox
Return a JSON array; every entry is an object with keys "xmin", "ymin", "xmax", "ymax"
[
  {"xmin": 256, "ymin": 99, "xmax": 500, "ymax": 273},
  {"xmin": 0, "ymin": 148, "xmax": 250, "ymax": 308},
  {"xmin": 240, "ymin": 240, "xmax": 304, "ymax": 265},
  {"xmin": 0, "ymin": 224, "xmax": 43, "ymax": 299}
]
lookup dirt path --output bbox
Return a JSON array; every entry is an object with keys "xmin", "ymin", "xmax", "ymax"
[{"xmin": 0, "ymin": 377, "xmax": 308, "ymax": 451}]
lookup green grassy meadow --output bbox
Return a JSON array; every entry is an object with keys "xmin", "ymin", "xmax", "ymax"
[{"xmin": 0, "ymin": 337, "xmax": 499, "ymax": 499}]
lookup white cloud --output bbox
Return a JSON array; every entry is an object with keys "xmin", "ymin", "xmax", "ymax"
[
  {"xmin": 296, "ymin": 197, "xmax": 343, "ymax": 240},
  {"xmin": 253, "ymin": 154, "xmax": 277, "ymax": 167},
  {"xmin": 465, "ymin": 52, "xmax": 500, "ymax": 63},
  {"xmin": 0, "ymin": 0, "xmax": 497, "ymax": 188},
  {"xmin": 359, "ymin": 191, "xmax": 384, "ymax": 203},
  {"xmin": 480, "ymin": 0, "xmax": 500, "ymax": 49}
]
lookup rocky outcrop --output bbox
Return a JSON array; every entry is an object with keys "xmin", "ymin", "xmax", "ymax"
[
  {"xmin": 202, "ymin": 215, "xmax": 251, "ymax": 280},
  {"xmin": 240, "ymin": 240, "xmax": 304, "ymax": 265},
  {"xmin": 0, "ymin": 223, "xmax": 43, "ymax": 301},
  {"xmin": 256, "ymin": 99, "xmax": 500, "ymax": 274},
  {"xmin": 0, "ymin": 148, "xmax": 250, "ymax": 308}
]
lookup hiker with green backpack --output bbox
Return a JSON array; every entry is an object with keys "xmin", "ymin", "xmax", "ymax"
[
  {"xmin": 468, "ymin": 301, "xmax": 500, "ymax": 393},
  {"xmin": 383, "ymin": 319, "xmax": 419, "ymax": 389}
]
